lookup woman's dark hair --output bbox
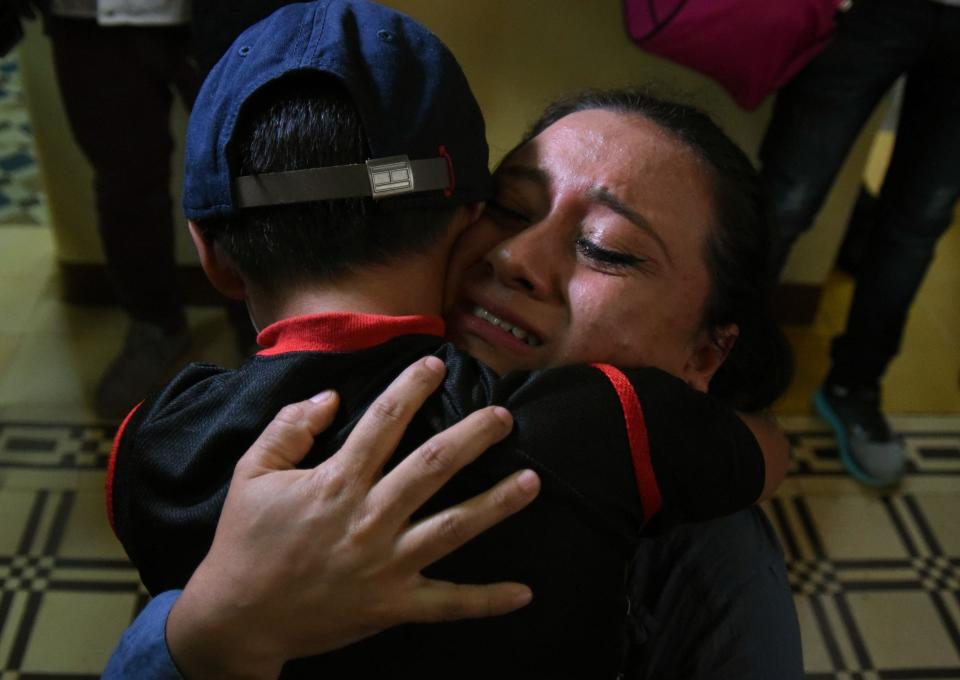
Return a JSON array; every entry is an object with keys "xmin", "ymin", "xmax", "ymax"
[
  {"xmin": 521, "ymin": 88, "xmax": 792, "ymax": 411},
  {"xmin": 198, "ymin": 71, "xmax": 455, "ymax": 293}
]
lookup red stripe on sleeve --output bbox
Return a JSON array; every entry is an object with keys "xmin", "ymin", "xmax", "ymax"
[
  {"xmin": 105, "ymin": 401, "xmax": 143, "ymax": 535},
  {"xmin": 591, "ymin": 363, "xmax": 663, "ymax": 522}
]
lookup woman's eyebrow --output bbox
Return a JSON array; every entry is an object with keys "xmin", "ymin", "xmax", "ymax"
[{"xmin": 586, "ymin": 187, "xmax": 673, "ymax": 265}]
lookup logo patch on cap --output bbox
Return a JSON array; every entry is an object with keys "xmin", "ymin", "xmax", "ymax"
[{"xmin": 367, "ymin": 156, "xmax": 414, "ymax": 197}]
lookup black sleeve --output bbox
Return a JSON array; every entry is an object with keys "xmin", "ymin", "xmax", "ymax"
[
  {"xmin": 368, "ymin": 362, "xmax": 645, "ymax": 679},
  {"xmin": 494, "ymin": 363, "xmax": 765, "ymax": 530},
  {"xmin": 382, "ymin": 361, "xmax": 762, "ymax": 677},
  {"xmin": 613, "ymin": 365, "xmax": 766, "ymax": 527},
  {"xmin": 109, "ymin": 364, "xmax": 247, "ymax": 595}
]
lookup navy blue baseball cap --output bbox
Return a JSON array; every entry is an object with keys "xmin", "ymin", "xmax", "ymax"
[{"xmin": 183, "ymin": 0, "xmax": 492, "ymax": 220}]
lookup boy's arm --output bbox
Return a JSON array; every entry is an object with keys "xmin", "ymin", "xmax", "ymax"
[
  {"xmin": 397, "ymin": 361, "xmax": 769, "ymax": 675},
  {"xmin": 499, "ymin": 363, "xmax": 770, "ymax": 532},
  {"xmin": 600, "ymin": 363, "xmax": 770, "ymax": 526},
  {"xmin": 108, "ymin": 363, "xmax": 239, "ymax": 595}
]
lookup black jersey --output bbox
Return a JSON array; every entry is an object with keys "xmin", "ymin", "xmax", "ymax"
[{"xmin": 109, "ymin": 312, "xmax": 764, "ymax": 678}]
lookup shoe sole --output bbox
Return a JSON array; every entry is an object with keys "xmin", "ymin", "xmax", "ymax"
[{"xmin": 813, "ymin": 388, "xmax": 899, "ymax": 488}]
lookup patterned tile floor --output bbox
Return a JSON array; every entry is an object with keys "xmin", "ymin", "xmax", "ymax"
[
  {"xmin": 0, "ymin": 435, "xmax": 148, "ymax": 679},
  {"xmin": 773, "ymin": 416, "xmax": 960, "ymax": 679},
  {"xmin": 0, "ymin": 418, "xmax": 958, "ymax": 677}
]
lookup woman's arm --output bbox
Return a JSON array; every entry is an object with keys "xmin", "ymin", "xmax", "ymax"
[
  {"xmin": 105, "ymin": 358, "xmax": 540, "ymax": 680},
  {"xmin": 737, "ymin": 411, "xmax": 791, "ymax": 501}
]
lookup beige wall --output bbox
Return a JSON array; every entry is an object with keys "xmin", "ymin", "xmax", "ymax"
[{"xmin": 19, "ymin": 2, "xmax": 883, "ymax": 286}]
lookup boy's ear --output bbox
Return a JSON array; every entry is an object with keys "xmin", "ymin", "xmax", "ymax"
[
  {"xmin": 188, "ymin": 220, "xmax": 246, "ymax": 300},
  {"xmin": 682, "ymin": 323, "xmax": 738, "ymax": 393},
  {"xmin": 449, "ymin": 201, "xmax": 485, "ymax": 237},
  {"xmin": 465, "ymin": 201, "xmax": 484, "ymax": 223}
]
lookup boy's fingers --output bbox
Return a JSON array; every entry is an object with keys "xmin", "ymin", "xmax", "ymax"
[
  {"xmin": 406, "ymin": 580, "xmax": 534, "ymax": 623},
  {"xmin": 236, "ymin": 391, "xmax": 340, "ymax": 476},
  {"xmin": 370, "ymin": 406, "xmax": 514, "ymax": 521},
  {"xmin": 395, "ymin": 468, "xmax": 540, "ymax": 570},
  {"xmin": 334, "ymin": 356, "xmax": 446, "ymax": 480}
]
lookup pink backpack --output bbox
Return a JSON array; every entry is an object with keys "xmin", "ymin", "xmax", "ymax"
[{"xmin": 624, "ymin": 0, "xmax": 848, "ymax": 110}]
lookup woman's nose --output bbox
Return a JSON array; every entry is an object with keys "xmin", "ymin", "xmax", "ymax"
[{"xmin": 486, "ymin": 222, "xmax": 561, "ymax": 299}]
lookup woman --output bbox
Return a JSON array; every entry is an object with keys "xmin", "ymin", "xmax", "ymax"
[
  {"xmin": 107, "ymin": 89, "xmax": 800, "ymax": 679},
  {"xmin": 447, "ymin": 89, "xmax": 799, "ymax": 678},
  {"xmin": 446, "ymin": 90, "xmax": 798, "ymax": 677}
]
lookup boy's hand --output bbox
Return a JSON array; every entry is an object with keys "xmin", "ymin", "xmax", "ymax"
[{"xmin": 167, "ymin": 356, "xmax": 540, "ymax": 679}]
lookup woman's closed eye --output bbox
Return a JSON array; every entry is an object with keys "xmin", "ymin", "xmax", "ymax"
[{"xmin": 576, "ymin": 237, "xmax": 647, "ymax": 272}]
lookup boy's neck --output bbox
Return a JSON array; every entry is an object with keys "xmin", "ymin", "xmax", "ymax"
[{"xmin": 247, "ymin": 251, "xmax": 449, "ymax": 331}]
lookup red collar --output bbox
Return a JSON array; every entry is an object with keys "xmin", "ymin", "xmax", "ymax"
[{"xmin": 256, "ymin": 312, "xmax": 445, "ymax": 356}]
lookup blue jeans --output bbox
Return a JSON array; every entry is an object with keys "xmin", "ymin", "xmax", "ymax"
[{"xmin": 760, "ymin": 0, "xmax": 960, "ymax": 389}]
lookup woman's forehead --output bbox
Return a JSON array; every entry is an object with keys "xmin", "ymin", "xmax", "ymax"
[
  {"xmin": 506, "ymin": 109, "xmax": 708, "ymax": 188},
  {"xmin": 501, "ymin": 109, "xmax": 716, "ymax": 233}
]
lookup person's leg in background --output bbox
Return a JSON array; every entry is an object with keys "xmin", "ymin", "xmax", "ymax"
[
  {"xmin": 47, "ymin": 17, "xmax": 200, "ymax": 418},
  {"xmin": 759, "ymin": 0, "xmax": 919, "ymax": 277},
  {"xmin": 835, "ymin": 185, "xmax": 879, "ymax": 276},
  {"xmin": 759, "ymin": 0, "xmax": 938, "ymax": 486},
  {"xmin": 820, "ymin": 2, "xmax": 960, "ymax": 485}
]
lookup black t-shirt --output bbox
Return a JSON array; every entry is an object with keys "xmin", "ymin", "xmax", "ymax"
[
  {"xmin": 110, "ymin": 312, "xmax": 764, "ymax": 678},
  {"xmin": 624, "ymin": 506, "xmax": 803, "ymax": 679}
]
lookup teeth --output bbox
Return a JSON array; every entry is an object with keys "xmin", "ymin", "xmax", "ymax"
[{"xmin": 471, "ymin": 306, "xmax": 542, "ymax": 347}]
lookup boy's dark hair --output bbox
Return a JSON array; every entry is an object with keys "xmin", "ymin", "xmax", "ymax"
[
  {"xmin": 522, "ymin": 88, "xmax": 793, "ymax": 412},
  {"xmin": 197, "ymin": 72, "xmax": 456, "ymax": 293}
]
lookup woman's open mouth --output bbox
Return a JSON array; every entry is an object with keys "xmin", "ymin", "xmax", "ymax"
[
  {"xmin": 470, "ymin": 305, "xmax": 542, "ymax": 346},
  {"xmin": 449, "ymin": 299, "xmax": 545, "ymax": 357}
]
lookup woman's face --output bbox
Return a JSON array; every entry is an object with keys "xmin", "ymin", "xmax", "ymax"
[{"xmin": 445, "ymin": 108, "xmax": 732, "ymax": 390}]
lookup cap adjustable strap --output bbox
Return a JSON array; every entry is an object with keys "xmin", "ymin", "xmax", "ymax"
[{"xmin": 233, "ymin": 155, "xmax": 451, "ymax": 208}]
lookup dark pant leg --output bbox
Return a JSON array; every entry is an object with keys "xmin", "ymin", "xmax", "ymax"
[
  {"xmin": 829, "ymin": 6, "xmax": 960, "ymax": 387},
  {"xmin": 759, "ymin": 0, "xmax": 924, "ymax": 276},
  {"xmin": 48, "ymin": 18, "xmax": 199, "ymax": 330}
]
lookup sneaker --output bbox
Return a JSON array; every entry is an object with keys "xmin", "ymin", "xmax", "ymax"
[
  {"xmin": 95, "ymin": 321, "xmax": 191, "ymax": 420},
  {"xmin": 813, "ymin": 383, "xmax": 907, "ymax": 487}
]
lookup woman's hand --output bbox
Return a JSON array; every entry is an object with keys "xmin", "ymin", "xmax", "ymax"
[{"xmin": 166, "ymin": 356, "xmax": 540, "ymax": 679}]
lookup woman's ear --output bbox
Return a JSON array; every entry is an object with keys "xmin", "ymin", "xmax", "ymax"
[
  {"xmin": 682, "ymin": 323, "xmax": 738, "ymax": 392},
  {"xmin": 188, "ymin": 221, "xmax": 247, "ymax": 300}
]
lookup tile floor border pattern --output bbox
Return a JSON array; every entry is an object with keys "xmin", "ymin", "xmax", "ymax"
[
  {"xmin": 786, "ymin": 428, "xmax": 960, "ymax": 478},
  {"xmin": 0, "ymin": 420, "xmax": 958, "ymax": 677},
  {"xmin": 0, "ymin": 422, "xmax": 116, "ymax": 472}
]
